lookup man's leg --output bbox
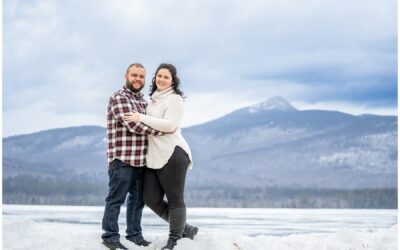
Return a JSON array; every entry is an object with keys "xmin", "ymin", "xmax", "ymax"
[
  {"xmin": 125, "ymin": 167, "xmax": 151, "ymax": 246},
  {"xmin": 131, "ymin": 171, "xmax": 145, "ymax": 235},
  {"xmin": 101, "ymin": 160, "xmax": 133, "ymax": 243},
  {"xmin": 126, "ymin": 170, "xmax": 143, "ymax": 238}
]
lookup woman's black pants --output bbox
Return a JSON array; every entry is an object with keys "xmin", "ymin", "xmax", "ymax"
[{"xmin": 143, "ymin": 146, "xmax": 190, "ymax": 240}]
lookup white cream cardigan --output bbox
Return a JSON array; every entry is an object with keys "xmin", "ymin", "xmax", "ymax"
[{"xmin": 139, "ymin": 87, "xmax": 193, "ymax": 169}]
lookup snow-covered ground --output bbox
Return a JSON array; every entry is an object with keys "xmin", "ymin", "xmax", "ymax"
[{"xmin": 2, "ymin": 205, "xmax": 397, "ymax": 250}]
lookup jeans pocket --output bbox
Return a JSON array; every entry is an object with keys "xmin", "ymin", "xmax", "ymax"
[
  {"xmin": 109, "ymin": 159, "xmax": 123, "ymax": 170},
  {"xmin": 108, "ymin": 168, "xmax": 116, "ymax": 188}
]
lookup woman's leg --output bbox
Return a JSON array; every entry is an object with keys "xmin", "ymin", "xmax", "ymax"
[
  {"xmin": 145, "ymin": 160, "xmax": 197, "ymax": 239},
  {"xmin": 143, "ymin": 167, "xmax": 168, "ymax": 217},
  {"xmin": 157, "ymin": 146, "xmax": 189, "ymax": 209},
  {"xmin": 157, "ymin": 146, "xmax": 190, "ymax": 249}
]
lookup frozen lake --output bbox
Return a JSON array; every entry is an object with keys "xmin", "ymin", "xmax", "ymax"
[{"xmin": 2, "ymin": 205, "xmax": 398, "ymax": 249}]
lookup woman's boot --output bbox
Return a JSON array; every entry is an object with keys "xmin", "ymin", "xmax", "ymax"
[
  {"xmin": 183, "ymin": 224, "xmax": 198, "ymax": 239},
  {"xmin": 160, "ymin": 209, "xmax": 198, "ymax": 239},
  {"xmin": 161, "ymin": 207, "xmax": 186, "ymax": 250}
]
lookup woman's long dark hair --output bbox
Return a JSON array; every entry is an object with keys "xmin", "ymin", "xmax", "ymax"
[{"xmin": 149, "ymin": 63, "xmax": 185, "ymax": 98}]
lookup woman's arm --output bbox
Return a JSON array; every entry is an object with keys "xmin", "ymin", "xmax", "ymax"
[
  {"xmin": 139, "ymin": 95, "xmax": 184, "ymax": 132},
  {"xmin": 123, "ymin": 95, "xmax": 184, "ymax": 132}
]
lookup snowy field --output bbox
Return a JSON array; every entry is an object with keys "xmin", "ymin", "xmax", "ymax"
[{"xmin": 2, "ymin": 205, "xmax": 397, "ymax": 250}]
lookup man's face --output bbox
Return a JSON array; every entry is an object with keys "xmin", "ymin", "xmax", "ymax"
[{"xmin": 125, "ymin": 66, "xmax": 146, "ymax": 93}]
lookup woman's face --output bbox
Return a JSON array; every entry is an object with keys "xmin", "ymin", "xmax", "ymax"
[{"xmin": 155, "ymin": 68, "xmax": 173, "ymax": 91}]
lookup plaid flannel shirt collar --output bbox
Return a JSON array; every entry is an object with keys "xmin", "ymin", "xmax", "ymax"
[{"xmin": 122, "ymin": 85, "xmax": 144, "ymax": 100}]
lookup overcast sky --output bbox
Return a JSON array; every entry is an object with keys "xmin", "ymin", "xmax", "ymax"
[{"xmin": 3, "ymin": 0, "xmax": 397, "ymax": 137}]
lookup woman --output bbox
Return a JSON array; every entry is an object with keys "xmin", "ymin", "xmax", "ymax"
[{"xmin": 123, "ymin": 63, "xmax": 198, "ymax": 250}]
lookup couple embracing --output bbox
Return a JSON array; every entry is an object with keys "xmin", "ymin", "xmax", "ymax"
[{"xmin": 101, "ymin": 63, "xmax": 198, "ymax": 250}]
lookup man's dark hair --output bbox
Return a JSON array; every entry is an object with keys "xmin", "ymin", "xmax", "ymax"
[{"xmin": 126, "ymin": 63, "xmax": 145, "ymax": 73}]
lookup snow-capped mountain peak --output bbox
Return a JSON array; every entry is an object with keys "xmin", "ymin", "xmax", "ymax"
[{"xmin": 248, "ymin": 96, "xmax": 297, "ymax": 113}]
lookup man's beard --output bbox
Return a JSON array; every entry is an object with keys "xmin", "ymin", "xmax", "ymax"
[{"xmin": 126, "ymin": 80, "xmax": 144, "ymax": 93}]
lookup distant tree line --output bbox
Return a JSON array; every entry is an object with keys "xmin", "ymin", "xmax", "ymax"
[
  {"xmin": 3, "ymin": 174, "xmax": 108, "ymax": 205},
  {"xmin": 185, "ymin": 185, "xmax": 398, "ymax": 208},
  {"xmin": 3, "ymin": 174, "xmax": 397, "ymax": 208}
]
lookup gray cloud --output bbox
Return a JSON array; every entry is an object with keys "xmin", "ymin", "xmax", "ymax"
[{"xmin": 3, "ymin": 0, "xmax": 397, "ymax": 136}]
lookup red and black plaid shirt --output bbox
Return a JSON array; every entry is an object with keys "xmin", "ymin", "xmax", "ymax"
[{"xmin": 107, "ymin": 86, "xmax": 161, "ymax": 167}]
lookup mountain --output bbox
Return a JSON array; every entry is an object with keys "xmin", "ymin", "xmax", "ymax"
[
  {"xmin": 248, "ymin": 96, "xmax": 297, "ymax": 112},
  {"xmin": 3, "ymin": 126, "xmax": 106, "ymax": 179},
  {"xmin": 2, "ymin": 97, "xmax": 398, "ymax": 206},
  {"xmin": 185, "ymin": 98, "xmax": 397, "ymax": 189}
]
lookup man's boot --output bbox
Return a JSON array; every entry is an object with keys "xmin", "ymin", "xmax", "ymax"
[
  {"xmin": 102, "ymin": 240, "xmax": 128, "ymax": 250},
  {"xmin": 160, "ymin": 209, "xmax": 198, "ymax": 240},
  {"xmin": 126, "ymin": 235, "xmax": 151, "ymax": 246},
  {"xmin": 161, "ymin": 207, "xmax": 186, "ymax": 250}
]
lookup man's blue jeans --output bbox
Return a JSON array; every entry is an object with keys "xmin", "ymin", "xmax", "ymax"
[{"xmin": 101, "ymin": 159, "xmax": 145, "ymax": 242}]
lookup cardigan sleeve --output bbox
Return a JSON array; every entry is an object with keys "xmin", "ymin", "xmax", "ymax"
[{"xmin": 138, "ymin": 95, "xmax": 184, "ymax": 132}]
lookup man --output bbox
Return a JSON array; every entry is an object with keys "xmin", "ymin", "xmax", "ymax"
[{"xmin": 102, "ymin": 63, "xmax": 160, "ymax": 250}]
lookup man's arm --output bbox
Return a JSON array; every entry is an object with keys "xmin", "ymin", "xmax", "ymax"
[{"xmin": 110, "ymin": 95, "xmax": 162, "ymax": 135}]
